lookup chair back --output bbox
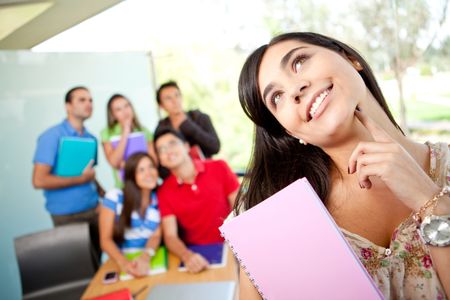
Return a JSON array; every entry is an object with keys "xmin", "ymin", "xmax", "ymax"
[{"xmin": 15, "ymin": 223, "xmax": 96, "ymax": 299}]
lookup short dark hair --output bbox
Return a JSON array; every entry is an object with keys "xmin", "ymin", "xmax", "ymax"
[
  {"xmin": 155, "ymin": 81, "xmax": 180, "ymax": 104},
  {"xmin": 153, "ymin": 128, "xmax": 186, "ymax": 147},
  {"xmin": 65, "ymin": 86, "xmax": 88, "ymax": 103}
]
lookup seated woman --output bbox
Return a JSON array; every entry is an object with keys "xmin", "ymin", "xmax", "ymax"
[
  {"xmin": 236, "ymin": 32, "xmax": 449, "ymax": 299},
  {"xmin": 101, "ymin": 94, "xmax": 157, "ymax": 188},
  {"xmin": 99, "ymin": 152, "xmax": 161, "ymax": 277}
]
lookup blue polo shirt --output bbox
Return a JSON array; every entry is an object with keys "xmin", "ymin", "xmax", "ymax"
[{"xmin": 33, "ymin": 119, "xmax": 99, "ymax": 215}]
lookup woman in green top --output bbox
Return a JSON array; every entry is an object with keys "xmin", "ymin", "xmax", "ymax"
[{"xmin": 101, "ymin": 94, "xmax": 156, "ymax": 188}]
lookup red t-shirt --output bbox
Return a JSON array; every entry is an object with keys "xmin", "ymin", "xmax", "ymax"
[{"xmin": 157, "ymin": 159, "xmax": 239, "ymax": 245}]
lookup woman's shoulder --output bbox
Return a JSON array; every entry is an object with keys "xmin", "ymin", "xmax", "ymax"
[
  {"xmin": 100, "ymin": 127, "xmax": 110, "ymax": 141},
  {"xmin": 189, "ymin": 109, "xmax": 211, "ymax": 119},
  {"xmin": 100, "ymin": 124, "xmax": 121, "ymax": 141}
]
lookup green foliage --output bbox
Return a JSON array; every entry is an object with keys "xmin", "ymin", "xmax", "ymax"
[
  {"xmin": 419, "ymin": 64, "xmax": 433, "ymax": 76},
  {"xmin": 387, "ymin": 97, "xmax": 450, "ymax": 121},
  {"xmin": 353, "ymin": 0, "xmax": 433, "ymax": 72},
  {"xmin": 405, "ymin": 101, "xmax": 450, "ymax": 121},
  {"xmin": 423, "ymin": 36, "xmax": 450, "ymax": 71}
]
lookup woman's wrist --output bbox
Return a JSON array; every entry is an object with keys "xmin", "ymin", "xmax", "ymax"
[
  {"xmin": 117, "ymin": 257, "xmax": 130, "ymax": 269},
  {"xmin": 140, "ymin": 247, "xmax": 155, "ymax": 260},
  {"xmin": 414, "ymin": 186, "xmax": 450, "ymax": 222},
  {"xmin": 139, "ymin": 253, "xmax": 151, "ymax": 262},
  {"xmin": 181, "ymin": 250, "xmax": 193, "ymax": 262},
  {"xmin": 434, "ymin": 194, "xmax": 450, "ymax": 215}
]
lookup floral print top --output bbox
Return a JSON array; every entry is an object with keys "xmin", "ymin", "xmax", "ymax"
[{"xmin": 341, "ymin": 142, "xmax": 449, "ymax": 300}]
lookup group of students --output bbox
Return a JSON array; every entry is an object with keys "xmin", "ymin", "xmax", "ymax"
[{"xmin": 32, "ymin": 80, "xmax": 240, "ymax": 276}]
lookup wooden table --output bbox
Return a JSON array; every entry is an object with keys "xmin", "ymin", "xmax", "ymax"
[{"xmin": 81, "ymin": 249, "xmax": 238, "ymax": 299}]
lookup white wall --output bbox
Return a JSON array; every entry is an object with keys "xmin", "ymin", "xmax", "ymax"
[{"xmin": 0, "ymin": 51, "xmax": 158, "ymax": 299}]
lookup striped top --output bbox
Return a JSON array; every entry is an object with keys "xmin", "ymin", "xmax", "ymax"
[{"xmin": 103, "ymin": 188, "xmax": 160, "ymax": 253}]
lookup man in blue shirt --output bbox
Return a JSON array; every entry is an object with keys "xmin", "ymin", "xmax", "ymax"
[{"xmin": 32, "ymin": 86, "xmax": 104, "ymax": 265}]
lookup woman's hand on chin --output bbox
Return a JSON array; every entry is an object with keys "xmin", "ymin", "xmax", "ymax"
[{"xmin": 348, "ymin": 109, "xmax": 440, "ymax": 212}]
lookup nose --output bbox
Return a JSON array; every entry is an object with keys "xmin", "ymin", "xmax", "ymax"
[{"xmin": 289, "ymin": 79, "xmax": 310, "ymax": 104}]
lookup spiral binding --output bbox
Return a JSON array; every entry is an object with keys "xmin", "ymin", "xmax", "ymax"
[{"xmin": 221, "ymin": 232, "xmax": 268, "ymax": 300}]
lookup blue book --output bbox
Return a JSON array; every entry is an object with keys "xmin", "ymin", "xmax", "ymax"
[
  {"xmin": 54, "ymin": 137, "xmax": 96, "ymax": 177},
  {"xmin": 179, "ymin": 243, "xmax": 227, "ymax": 271}
]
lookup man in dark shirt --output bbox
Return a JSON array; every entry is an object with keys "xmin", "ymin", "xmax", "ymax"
[{"xmin": 154, "ymin": 81, "xmax": 220, "ymax": 158}]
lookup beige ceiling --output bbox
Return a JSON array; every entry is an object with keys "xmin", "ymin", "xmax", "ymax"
[{"xmin": 0, "ymin": 0, "xmax": 122, "ymax": 49}]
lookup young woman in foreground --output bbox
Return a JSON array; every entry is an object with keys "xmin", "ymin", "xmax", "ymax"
[{"xmin": 236, "ymin": 32, "xmax": 449, "ymax": 299}]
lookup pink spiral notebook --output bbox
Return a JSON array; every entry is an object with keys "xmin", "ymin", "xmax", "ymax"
[{"xmin": 219, "ymin": 178, "xmax": 384, "ymax": 300}]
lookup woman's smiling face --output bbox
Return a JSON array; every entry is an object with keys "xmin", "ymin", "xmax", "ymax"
[{"xmin": 257, "ymin": 39, "xmax": 367, "ymax": 146}]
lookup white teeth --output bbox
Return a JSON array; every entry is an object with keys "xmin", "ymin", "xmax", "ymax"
[{"xmin": 309, "ymin": 89, "xmax": 330, "ymax": 119}]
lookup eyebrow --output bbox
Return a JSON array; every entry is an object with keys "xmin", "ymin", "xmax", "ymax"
[{"xmin": 262, "ymin": 46, "xmax": 307, "ymax": 102}]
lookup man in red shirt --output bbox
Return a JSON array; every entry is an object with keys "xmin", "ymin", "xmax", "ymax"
[{"xmin": 154, "ymin": 128, "xmax": 239, "ymax": 273}]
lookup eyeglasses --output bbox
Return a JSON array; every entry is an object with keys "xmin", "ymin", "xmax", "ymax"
[{"xmin": 156, "ymin": 139, "xmax": 182, "ymax": 154}]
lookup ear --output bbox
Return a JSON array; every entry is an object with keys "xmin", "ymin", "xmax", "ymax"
[
  {"xmin": 183, "ymin": 142, "xmax": 192, "ymax": 157},
  {"xmin": 348, "ymin": 56, "xmax": 363, "ymax": 71},
  {"xmin": 65, "ymin": 102, "xmax": 71, "ymax": 113}
]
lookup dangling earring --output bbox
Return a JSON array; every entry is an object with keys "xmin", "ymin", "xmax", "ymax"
[
  {"xmin": 299, "ymin": 138, "xmax": 307, "ymax": 145},
  {"xmin": 157, "ymin": 177, "xmax": 163, "ymax": 186}
]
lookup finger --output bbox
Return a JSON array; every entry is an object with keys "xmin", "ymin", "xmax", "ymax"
[
  {"xmin": 84, "ymin": 159, "xmax": 94, "ymax": 171},
  {"xmin": 355, "ymin": 153, "xmax": 390, "ymax": 188},
  {"xmin": 348, "ymin": 142, "xmax": 396, "ymax": 174},
  {"xmin": 191, "ymin": 256, "xmax": 203, "ymax": 271},
  {"xmin": 355, "ymin": 110, "xmax": 393, "ymax": 143},
  {"xmin": 127, "ymin": 265, "xmax": 140, "ymax": 277},
  {"xmin": 188, "ymin": 261, "xmax": 201, "ymax": 273},
  {"xmin": 200, "ymin": 256, "xmax": 210, "ymax": 268},
  {"xmin": 357, "ymin": 162, "xmax": 389, "ymax": 189},
  {"xmin": 190, "ymin": 256, "xmax": 208, "ymax": 272},
  {"xmin": 186, "ymin": 259, "xmax": 199, "ymax": 273}
]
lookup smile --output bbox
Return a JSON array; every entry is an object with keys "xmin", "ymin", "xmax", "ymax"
[{"xmin": 308, "ymin": 85, "xmax": 332, "ymax": 121}]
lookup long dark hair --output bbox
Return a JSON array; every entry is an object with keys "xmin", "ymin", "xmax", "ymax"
[
  {"xmin": 236, "ymin": 32, "xmax": 403, "ymax": 214},
  {"xmin": 106, "ymin": 94, "xmax": 143, "ymax": 132},
  {"xmin": 114, "ymin": 152, "xmax": 157, "ymax": 243}
]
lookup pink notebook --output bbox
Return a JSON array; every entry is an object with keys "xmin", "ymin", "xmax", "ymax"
[{"xmin": 219, "ymin": 178, "xmax": 384, "ymax": 300}]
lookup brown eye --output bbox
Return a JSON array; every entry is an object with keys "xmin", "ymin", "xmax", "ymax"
[
  {"xmin": 294, "ymin": 60, "xmax": 302, "ymax": 72},
  {"xmin": 271, "ymin": 93, "xmax": 282, "ymax": 107},
  {"xmin": 292, "ymin": 54, "xmax": 309, "ymax": 73}
]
